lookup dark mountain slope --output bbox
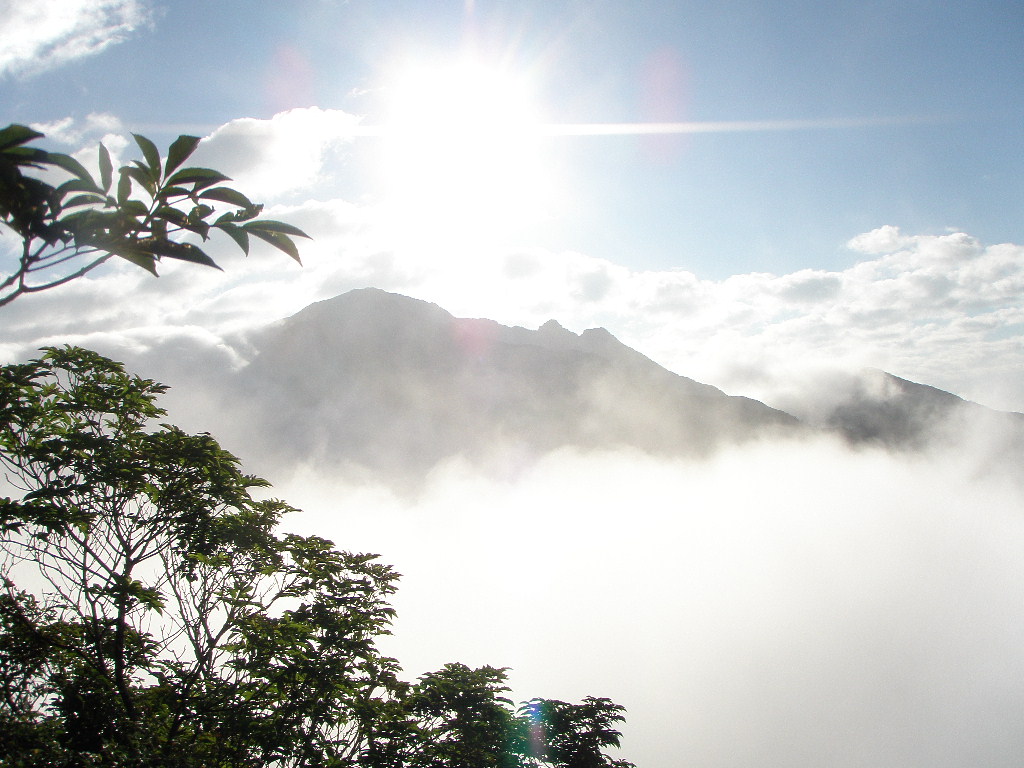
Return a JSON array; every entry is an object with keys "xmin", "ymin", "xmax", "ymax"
[
  {"xmin": 220, "ymin": 288, "xmax": 1024, "ymax": 484},
  {"xmin": 777, "ymin": 367, "xmax": 1024, "ymax": 451},
  {"xmin": 234, "ymin": 288, "xmax": 802, "ymax": 479}
]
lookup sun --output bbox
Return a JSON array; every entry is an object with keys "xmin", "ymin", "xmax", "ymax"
[{"xmin": 374, "ymin": 58, "xmax": 559, "ymax": 247}]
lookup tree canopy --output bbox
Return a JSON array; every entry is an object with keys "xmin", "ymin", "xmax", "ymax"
[
  {"xmin": 0, "ymin": 346, "xmax": 635, "ymax": 767},
  {"xmin": 0, "ymin": 124, "xmax": 309, "ymax": 307}
]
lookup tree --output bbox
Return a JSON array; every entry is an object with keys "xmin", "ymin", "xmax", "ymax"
[
  {"xmin": 0, "ymin": 124, "xmax": 309, "ymax": 307},
  {"xmin": 516, "ymin": 698, "xmax": 635, "ymax": 768},
  {"xmin": 0, "ymin": 346, "xmax": 400, "ymax": 766},
  {"xmin": 0, "ymin": 347, "xmax": 636, "ymax": 767}
]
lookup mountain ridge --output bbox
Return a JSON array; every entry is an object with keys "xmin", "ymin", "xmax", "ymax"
[{"xmin": 223, "ymin": 288, "xmax": 1023, "ymax": 483}]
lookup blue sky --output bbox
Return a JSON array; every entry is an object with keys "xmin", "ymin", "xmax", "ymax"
[
  {"xmin": 5, "ymin": 0, "xmax": 1022, "ymax": 276},
  {"xmin": 3, "ymin": 0, "xmax": 1024, "ymax": 410}
]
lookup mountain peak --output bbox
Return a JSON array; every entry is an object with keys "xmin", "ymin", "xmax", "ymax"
[{"xmin": 539, "ymin": 319, "xmax": 569, "ymax": 334}]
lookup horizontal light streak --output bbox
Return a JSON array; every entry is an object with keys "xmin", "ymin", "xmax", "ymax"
[
  {"xmin": 349, "ymin": 113, "xmax": 940, "ymax": 138},
  {"xmin": 538, "ymin": 115, "xmax": 937, "ymax": 135}
]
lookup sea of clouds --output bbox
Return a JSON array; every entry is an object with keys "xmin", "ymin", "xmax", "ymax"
[{"xmin": 274, "ymin": 437, "xmax": 1024, "ymax": 768}]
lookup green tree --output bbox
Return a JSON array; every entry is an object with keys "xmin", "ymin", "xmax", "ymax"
[
  {"xmin": 0, "ymin": 347, "xmax": 636, "ymax": 767},
  {"xmin": 516, "ymin": 697, "xmax": 635, "ymax": 768},
  {"xmin": 398, "ymin": 663, "xmax": 521, "ymax": 768},
  {"xmin": 0, "ymin": 124, "xmax": 308, "ymax": 307},
  {"xmin": 0, "ymin": 347, "xmax": 400, "ymax": 766}
]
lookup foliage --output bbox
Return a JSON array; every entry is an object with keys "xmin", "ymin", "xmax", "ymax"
[
  {"xmin": 0, "ymin": 124, "xmax": 309, "ymax": 307},
  {"xmin": 0, "ymin": 347, "xmax": 635, "ymax": 768}
]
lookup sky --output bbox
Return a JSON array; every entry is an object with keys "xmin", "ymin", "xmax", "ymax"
[
  {"xmin": 2, "ymin": 0, "xmax": 1024, "ymax": 408},
  {"xmin": 1, "ymin": 0, "xmax": 1023, "ymax": 416},
  {"xmin": 4, "ymin": 2, "xmax": 1024, "ymax": 766}
]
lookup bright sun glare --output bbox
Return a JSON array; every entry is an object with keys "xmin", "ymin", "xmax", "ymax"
[{"xmin": 377, "ymin": 59, "xmax": 558, "ymax": 246}]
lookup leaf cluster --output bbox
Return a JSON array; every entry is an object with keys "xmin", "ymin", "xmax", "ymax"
[{"xmin": 0, "ymin": 125, "xmax": 309, "ymax": 307}]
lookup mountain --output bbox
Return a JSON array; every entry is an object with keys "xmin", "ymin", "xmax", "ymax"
[
  {"xmin": 232, "ymin": 288, "xmax": 800, "ymax": 481},
  {"xmin": 220, "ymin": 288, "xmax": 1023, "ymax": 483},
  {"xmin": 771, "ymin": 366, "xmax": 1024, "ymax": 452}
]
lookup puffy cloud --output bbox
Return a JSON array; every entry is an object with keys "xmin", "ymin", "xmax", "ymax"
[
  {"xmin": 29, "ymin": 113, "xmax": 125, "ymax": 146},
  {"xmin": 192, "ymin": 108, "xmax": 363, "ymax": 199},
  {"xmin": 0, "ymin": 0, "xmax": 151, "ymax": 78},
  {"xmin": 847, "ymin": 223, "xmax": 915, "ymax": 254}
]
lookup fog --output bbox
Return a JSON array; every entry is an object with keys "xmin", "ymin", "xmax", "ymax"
[
  {"xmin": 7, "ymin": 313, "xmax": 1024, "ymax": 767},
  {"xmin": 273, "ymin": 436, "xmax": 1024, "ymax": 768}
]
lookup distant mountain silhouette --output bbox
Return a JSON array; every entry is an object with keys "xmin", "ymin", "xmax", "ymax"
[
  {"xmin": 791, "ymin": 367, "xmax": 1024, "ymax": 453},
  {"xmin": 233, "ymin": 288, "xmax": 800, "ymax": 480},
  {"xmin": 223, "ymin": 288, "xmax": 1024, "ymax": 483}
]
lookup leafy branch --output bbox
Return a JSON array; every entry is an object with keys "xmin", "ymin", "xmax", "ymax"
[{"xmin": 0, "ymin": 124, "xmax": 310, "ymax": 308}]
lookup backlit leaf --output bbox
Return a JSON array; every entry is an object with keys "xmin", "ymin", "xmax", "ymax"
[
  {"xmin": 117, "ymin": 170, "xmax": 132, "ymax": 205},
  {"xmin": 61, "ymin": 194, "xmax": 105, "ymax": 209},
  {"xmin": 243, "ymin": 219, "xmax": 311, "ymax": 239},
  {"xmin": 218, "ymin": 222, "xmax": 250, "ymax": 255},
  {"xmin": 200, "ymin": 186, "xmax": 254, "ymax": 208},
  {"xmin": 165, "ymin": 167, "xmax": 231, "ymax": 189},
  {"xmin": 133, "ymin": 133, "xmax": 162, "ymax": 180},
  {"xmin": 98, "ymin": 144, "xmax": 113, "ymax": 194},
  {"xmin": 111, "ymin": 244, "xmax": 159, "ymax": 275},
  {"xmin": 45, "ymin": 153, "xmax": 99, "ymax": 189},
  {"xmin": 124, "ymin": 164, "xmax": 156, "ymax": 197},
  {"xmin": 146, "ymin": 240, "xmax": 221, "ymax": 269},
  {"xmin": 247, "ymin": 228, "xmax": 302, "ymax": 263},
  {"xmin": 165, "ymin": 135, "xmax": 201, "ymax": 177},
  {"xmin": 0, "ymin": 123, "xmax": 44, "ymax": 151}
]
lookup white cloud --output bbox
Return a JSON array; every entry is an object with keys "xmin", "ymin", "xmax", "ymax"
[
  {"xmin": 0, "ymin": 0, "xmax": 151, "ymax": 78},
  {"xmin": 277, "ymin": 440, "xmax": 1024, "ymax": 768},
  {"xmin": 30, "ymin": 113, "xmax": 125, "ymax": 146},
  {"xmin": 847, "ymin": 223, "xmax": 915, "ymax": 254},
  {"xmin": 192, "ymin": 108, "xmax": 363, "ymax": 199}
]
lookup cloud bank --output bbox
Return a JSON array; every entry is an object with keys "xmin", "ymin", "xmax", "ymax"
[
  {"xmin": 277, "ymin": 439, "xmax": 1024, "ymax": 768},
  {"xmin": 0, "ymin": 0, "xmax": 151, "ymax": 78}
]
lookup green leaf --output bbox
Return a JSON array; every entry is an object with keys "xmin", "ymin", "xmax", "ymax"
[
  {"xmin": 243, "ymin": 219, "xmax": 311, "ymax": 239},
  {"xmin": 45, "ymin": 153, "xmax": 100, "ymax": 189},
  {"xmin": 188, "ymin": 204, "xmax": 214, "ymax": 222},
  {"xmin": 0, "ymin": 123, "xmax": 45, "ymax": 151},
  {"xmin": 146, "ymin": 240, "xmax": 221, "ymax": 269},
  {"xmin": 117, "ymin": 170, "xmax": 133, "ymax": 205},
  {"xmin": 133, "ymin": 133, "xmax": 162, "ymax": 180},
  {"xmin": 54, "ymin": 179, "xmax": 107, "ymax": 198},
  {"xmin": 111, "ymin": 244, "xmax": 159, "ymax": 275},
  {"xmin": 165, "ymin": 166, "xmax": 231, "ymax": 189},
  {"xmin": 247, "ymin": 228, "xmax": 302, "ymax": 263},
  {"xmin": 98, "ymin": 144, "xmax": 113, "ymax": 194},
  {"xmin": 165, "ymin": 135, "xmax": 201, "ymax": 177},
  {"xmin": 217, "ymin": 222, "xmax": 250, "ymax": 255},
  {"xmin": 124, "ymin": 163, "xmax": 156, "ymax": 197},
  {"xmin": 231, "ymin": 202, "xmax": 263, "ymax": 222},
  {"xmin": 200, "ymin": 186, "xmax": 254, "ymax": 208},
  {"xmin": 155, "ymin": 185, "xmax": 195, "ymax": 201},
  {"xmin": 121, "ymin": 200, "xmax": 149, "ymax": 218},
  {"xmin": 61, "ymin": 194, "xmax": 106, "ymax": 209},
  {"xmin": 154, "ymin": 206, "xmax": 189, "ymax": 227},
  {"xmin": 0, "ymin": 145, "xmax": 51, "ymax": 170}
]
